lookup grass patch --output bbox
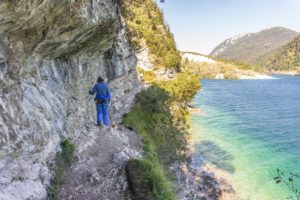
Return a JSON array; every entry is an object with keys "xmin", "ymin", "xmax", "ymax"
[
  {"xmin": 47, "ymin": 139, "xmax": 75, "ymax": 200},
  {"xmin": 123, "ymin": 70, "xmax": 200, "ymax": 199},
  {"xmin": 123, "ymin": 86, "xmax": 179, "ymax": 200},
  {"xmin": 126, "ymin": 159, "xmax": 176, "ymax": 200}
]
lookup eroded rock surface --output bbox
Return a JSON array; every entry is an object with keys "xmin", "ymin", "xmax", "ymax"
[{"xmin": 0, "ymin": 1, "xmax": 141, "ymax": 199}]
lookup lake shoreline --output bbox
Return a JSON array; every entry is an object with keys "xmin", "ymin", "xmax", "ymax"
[
  {"xmin": 175, "ymin": 127, "xmax": 239, "ymax": 200},
  {"xmin": 176, "ymin": 106, "xmax": 239, "ymax": 200},
  {"xmin": 270, "ymin": 70, "xmax": 300, "ymax": 76},
  {"xmin": 188, "ymin": 76, "xmax": 300, "ymax": 199},
  {"xmin": 239, "ymin": 74, "xmax": 275, "ymax": 79}
]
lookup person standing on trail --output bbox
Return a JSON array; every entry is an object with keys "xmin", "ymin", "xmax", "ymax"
[{"xmin": 89, "ymin": 76, "xmax": 111, "ymax": 126}]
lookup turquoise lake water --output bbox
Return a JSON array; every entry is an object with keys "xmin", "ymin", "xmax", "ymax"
[{"xmin": 189, "ymin": 75, "xmax": 300, "ymax": 200}]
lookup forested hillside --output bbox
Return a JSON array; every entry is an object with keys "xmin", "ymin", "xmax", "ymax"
[
  {"xmin": 264, "ymin": 35, "xmax": 300, "ymax": 71},
  {"xmin": 210, "ymin": 27, "xmax": 298, "ymax": 67}
]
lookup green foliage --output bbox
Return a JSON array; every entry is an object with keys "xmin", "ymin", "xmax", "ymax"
[
  {"xmin": 123, "ymin": 71, "xmax": 200, "ymax": 199},
  {"xmin": 183, "ymin": 61, "xmax": 240, "ymax": 79},
  {"xmin": 123, "ymin": 86, "xmax": 185, "ymax": 163},
  {"xmin": 158, "ymin": 72, "xmax": 201, "ymax": 103},
  {"xmin": 274, "ymin": 169, "xmax": 300, "ymax": 200},
  {"xmin": 121, "ymin": 0, "xmax": 181, "ymax": 69},
  {"xmin": 187, "ymin": 62, "xmax": 221, "ymax": 79},
  {"xmin": 214, "ymin": 33, "xmax": 300, "ymax": 72},
  {"xmin": 136, "ymin": 67, "xmax": 157, "ymax": 84},
  {"xmin": 47, "ymin": 139, "xmax": 75, "ymax": 200},
  {"xmin": 127, "ymin": 159, "xmax": 176, "ymax": 200},
  {"xmin": 122, "ymin": 86, "xmax": 179, "ymax": 199},
  {"xmin": 223, "ymin": 70, "xmax": 238, "ymax": 79},
  {"xmin": 210, "ymin": 27, "xmax": 299, "ymax": 68},
  {"xmin": 137, "ymin": 67, "xmax": 201, "ymax": 102},
  {"xmin": 265, "ymin": 35, "xmax": 300, "ymax": 71},
  {"xmin": 213, "ymin": 57, "xmax": 264, "ymax": 72}
]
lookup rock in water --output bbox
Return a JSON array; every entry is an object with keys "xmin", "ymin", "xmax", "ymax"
[{"xmin": 0, "ymin": 1, "xmax": 141, "ymax": 199}]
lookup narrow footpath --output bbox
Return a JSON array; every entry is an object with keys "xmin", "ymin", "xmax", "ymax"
[{"xmin": 59, "ymin": 124, "xmax": 142, "ymax": 200}]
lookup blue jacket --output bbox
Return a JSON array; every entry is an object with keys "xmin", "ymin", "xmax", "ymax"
[{"xmin": 89, "ymin": 83, "xmax": 111, "ymax": 101}]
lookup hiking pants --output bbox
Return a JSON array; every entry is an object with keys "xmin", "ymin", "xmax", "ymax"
[{"xmin": 96, "ymin": 103, "xmax": 109, "ymax": 126}]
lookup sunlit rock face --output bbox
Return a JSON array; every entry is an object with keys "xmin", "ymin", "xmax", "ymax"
[{"xmin": 0, "ymin": 1, "xmax": 140, "ymax": 199}]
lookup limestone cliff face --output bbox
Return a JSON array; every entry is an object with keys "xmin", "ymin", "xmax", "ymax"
[{"xmin": 0, "ymin": 1, "xmax": 140, "ymax": 199}]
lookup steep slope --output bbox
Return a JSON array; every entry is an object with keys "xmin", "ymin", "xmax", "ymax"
[
  {"xmin": 121, "ymin": 0, "xmax": 181, "ymax": 69},
  {"xmin": 210, "ymin": 27, "xmax": 299, "ymax": 65},
  {"xmin": 264, "ymin": 35, "xmax": 300, "ymax": 71},
  {"xmin": 0, "ymin": 1, "xmax": 141, "ymax": 199}
]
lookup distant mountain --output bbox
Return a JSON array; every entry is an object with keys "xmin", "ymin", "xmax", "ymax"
[
  {"xmin": 263, "ymin": 35, "xmax": 300, "ymax": 70},
  {"xmin": 210, "ymin": 27, "xmax": 299, "ymax": 66}
]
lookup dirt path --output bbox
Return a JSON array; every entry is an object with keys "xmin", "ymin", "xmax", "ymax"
[{"xmin": 59, "ymin": 124, "xmax": 142, "ymax": 200}]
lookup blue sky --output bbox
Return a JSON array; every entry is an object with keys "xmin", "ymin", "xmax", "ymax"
[{"xmin": 157, "ymin": 0, "xmax": 300, "ymax": 54}]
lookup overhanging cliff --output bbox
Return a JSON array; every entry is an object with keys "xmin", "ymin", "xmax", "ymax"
[{"xmin": 0, "ymin": 1, "xmax": 141, "ymax": 199}]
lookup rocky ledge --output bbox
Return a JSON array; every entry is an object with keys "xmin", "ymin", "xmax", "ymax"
[{"xmin": 0, "ymin": 1, "xmax": 141, "ymax": 199}]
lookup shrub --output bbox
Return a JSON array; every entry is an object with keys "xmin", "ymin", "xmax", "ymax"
[
  {"xmin": 126, "ymin": 159, "xmax": 176, "ymax": 200},
  {"xmin": 136, "ymin": 67, "xmax": 157, "ymax": 84},
  {"xmin": 158, "ymin": 72, "xmax": 201, "ymax": 103},
  {"xmin": 123, "ymin": 70, "xmax": 201, "ymax": 200}
]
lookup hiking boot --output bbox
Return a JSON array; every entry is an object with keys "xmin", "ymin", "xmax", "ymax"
[{"xmin": 97, "ymin": 122, "xmax": 102, "ymax": 127}]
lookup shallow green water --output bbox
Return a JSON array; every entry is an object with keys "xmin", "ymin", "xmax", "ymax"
[{"xmin": 189, "ymin": 76, "xmax": 300, "ymax": 200}]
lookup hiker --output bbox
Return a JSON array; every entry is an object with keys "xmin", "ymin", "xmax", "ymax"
[{"xmin": 89, "ymin": 77, "xmax": 111, "ymax": 126}]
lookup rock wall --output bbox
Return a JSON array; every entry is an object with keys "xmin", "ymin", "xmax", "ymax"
[{"xmin": 0, "ymin": 1, "xmax": 140, "ymax": 199}]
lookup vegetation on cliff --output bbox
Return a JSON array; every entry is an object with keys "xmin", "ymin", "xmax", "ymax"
[
  {"xmin": 121, "ymin": 0, "xmax": 181, "ymax": 69},
  {"xmin": 120, "ymin": 1, "xmax": 201, "ymax": 199},
  {"xmin": 47, "ymin": 139, "xmax": 75, "ymax": 200},
  {"xmin": 123, "ymin": 70, "xmax": 200, "ymax": 199}
]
